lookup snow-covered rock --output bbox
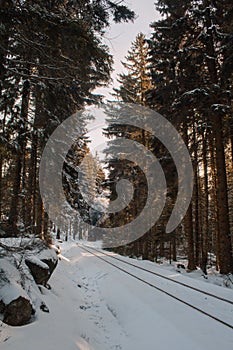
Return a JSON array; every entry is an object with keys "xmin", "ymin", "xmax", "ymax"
[
  {"xmin": 25, "ymin": 249, "xmax": 58, "ymax": 286},
  {"xmin": 25, "ymin": 257, "xmax": 50, "ymax": 286},
  {"xmin": 0, "ymin": 259, "xmax": 33, "ymax": 326},
  {"xmin": 3, "ymin": 296, "xmax": 33, "ymax": 327},
  {"xmin": 0, "ymin": 238, "xmax": 59, "ymax": 326}
]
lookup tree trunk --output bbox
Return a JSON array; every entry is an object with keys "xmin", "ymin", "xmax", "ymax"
[
  {"xmin": 8, "ymin": 156, "xmax": 22, "ymax": 228},
  {"xmin": 159, "ymin": 239, "xmax": 164, "ymax": 258},
  {"xmin": 142, "ymin": 237, "xmax": 149, "ymax": 260},
  {"xmin": 209, "ymin": 134, "xmax": 221, "ymax": 271},
  {"xmin": 212, "ymin": 115, "xmax": 233, "ymax": 273},
  {"xmin": 25, "ymin": 131, "xmax": 38, "ymax": 230},
  {"xmin": 185, "ymin": 203, "xmax": 196, "ymax": 271},
  {"xmin": 183, "ymin": 123, "xmax": 195, "ymax": 270},
  {"xmin": 0, "ymin": 155, "xmax": 2, "ymax": 219},
  {"xmin": 200, "ymin": 130, "xmax": 209, "ymax": 274},
  {"xmin": 8, "ymin": 80, "xmax": 30, "ymax": 229},
  {"xmin": 43, "ymin": 211, "xmax": 50, "ymax": 243},
  {"xmin": 193, "ymin": 126, "xmax": 200, "ymax": 266},
  {"xmin": 35, "ymin": 193, "xmax": 43, "ymax": 237},
  {"xmin": 203, "ymin": 1, "xmax": 233, "ymax": 273},
  {"xmin": 172, "ymin": 234, "xmax": 177, "ymax": 261}
]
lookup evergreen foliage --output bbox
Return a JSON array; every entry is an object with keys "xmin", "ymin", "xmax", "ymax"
[
  {"xmin": 0, "ymin": 0, "xmax": 135, "ymax": 239},
  {"xmin": 113, "ymin": 33, "xmax": 152, "ymax": 105},
  {"xmin": 109, "ymin": 1, "xmax": 233, "ymax": 274}
]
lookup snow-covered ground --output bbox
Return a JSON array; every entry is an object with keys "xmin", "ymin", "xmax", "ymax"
[{"xmin": 1, "ymin": 241, "xmax": 233, "ymax": 350}]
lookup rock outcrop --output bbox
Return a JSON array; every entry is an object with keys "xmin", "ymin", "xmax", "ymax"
[
  {"xmin": 0, "ymin": 260, "xmax": 34, "ymax": 326},
  {"xmin": 0, "ymin": 242, "xmax": 59, "ymax": 326},
  {"xmin": 3, "ymin": 296, "xmax": 33, "ymax": 326},
  {"xmin": 25, "ymin": 257, "xmax": 50, "ymax": 285},
  {"xmin": 25, "ymin": 251, "xmax": 58, "ymax": 286}
]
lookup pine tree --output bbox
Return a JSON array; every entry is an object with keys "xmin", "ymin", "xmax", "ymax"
[
  {"xmin": 113, "ymin": 33, "xmax": 152, "ymax": 105},
  {"xmin": 0, "ymin": 1, "xmax": 135, "ymax": 238},
  {"xmin": 146, "ymin": 0, "xmax": 233, "ymax": 273}
]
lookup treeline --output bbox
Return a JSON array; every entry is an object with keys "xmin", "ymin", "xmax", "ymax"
[
  {"xmin": 109, "ymin": 0, "xmax": 233, "ymax": 274},
  {"xmin": 1, "ymin": 1, "xmax": 232, "ymax": 275},
  {"xmin": 0, "ymin": 1, "xmax": 134, "ymax": 239}
]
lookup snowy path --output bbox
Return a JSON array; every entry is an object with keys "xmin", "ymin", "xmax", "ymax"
[{"xmin": 1, "ymin": 243, "xmax": 233, "ymax": 350}]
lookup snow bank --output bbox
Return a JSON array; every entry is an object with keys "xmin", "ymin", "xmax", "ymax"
[
  {"xmin": 0, "ymin": 260, "xmax": 29, "ymax": 306},
  {"xmin": 1, "ymin": 242, "xmax": 233, "ymax": 350}
]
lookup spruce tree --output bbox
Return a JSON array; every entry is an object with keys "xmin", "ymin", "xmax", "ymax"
[
  {"xmin": 0, "ymin": 1, "xmax": 135, "ymax": 238},
  {"xmin": 147, "ymin": 0, "xmax": 233, "ymax": 273},
  {"xmin": 114, "ymin": 33, "xmax": 152, "ymax": 105}
]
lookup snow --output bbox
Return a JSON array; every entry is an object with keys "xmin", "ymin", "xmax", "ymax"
[
  {"xmin": 0, "ymin": 237, "xmax": 41, "ymax": 248},
  {"xmin": 37, "ymin": 247, "xmax": 58, "ymax": 263},
  {"xmin": 0, "ymin": 242, "xmax": 233, "ymax": 350},
  {"xmin": 182, "ymin": 88, "xmax": 209, "ymax": 97},
  {"xmin": 0, "ymin": 260, "xmax": 29, "ymax": 306},
  {"xmin": 0, "ymin": 283, "xmax": 27, "ymax": 307},
  {"xmin": 25, "ymin": 257, "xmax": 49, "ymax": 270},
  {"xmin": 0, "ymin": 237, "xmax": 59, "ymax": 319},
  {"xmin": 211, "ymin": 104, "xmax": 230, "ymax": 113}
]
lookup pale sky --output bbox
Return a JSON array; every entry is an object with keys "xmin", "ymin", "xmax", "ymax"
[
  {"xmin": 88, "ymin": 1, "xmax": 160, "ymax": 156},
  {"xmin": 96, "ymin": 0, "xmax": 161, "ymax": 100}
]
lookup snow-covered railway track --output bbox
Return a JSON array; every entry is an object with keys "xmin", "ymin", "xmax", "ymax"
[
  {"xmin": 78, "ymin": 244, "xmax": 233, "ymax": 330},
  {"xmin": 79, "ymin": 244, "xmax": 233, "ymax": 305}
]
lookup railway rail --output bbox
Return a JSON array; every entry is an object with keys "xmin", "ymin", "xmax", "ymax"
[
  {"xmin": 78, "ymin": 243, "xmax": 233, "ymax": 330},
  {"xmin": 79, "ymin": 244, "xmax": 233, "ymax": 305}
]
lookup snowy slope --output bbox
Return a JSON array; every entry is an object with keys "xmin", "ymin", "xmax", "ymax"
[{"xmin": 0, "ymin": 242, "xmax": 233, "ymax": 350}]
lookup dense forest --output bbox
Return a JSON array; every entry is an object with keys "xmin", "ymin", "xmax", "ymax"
[
  {"xmin": 112, "ymin": 0, "xmax": 233, "ymax": 275},
  {"xmin": 1, "ymin": 0, "xmax": 233, "ymax": 278},
  {"xmin": 0, "ymin": 0, "xmax": 134, "ymax": 236}
]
